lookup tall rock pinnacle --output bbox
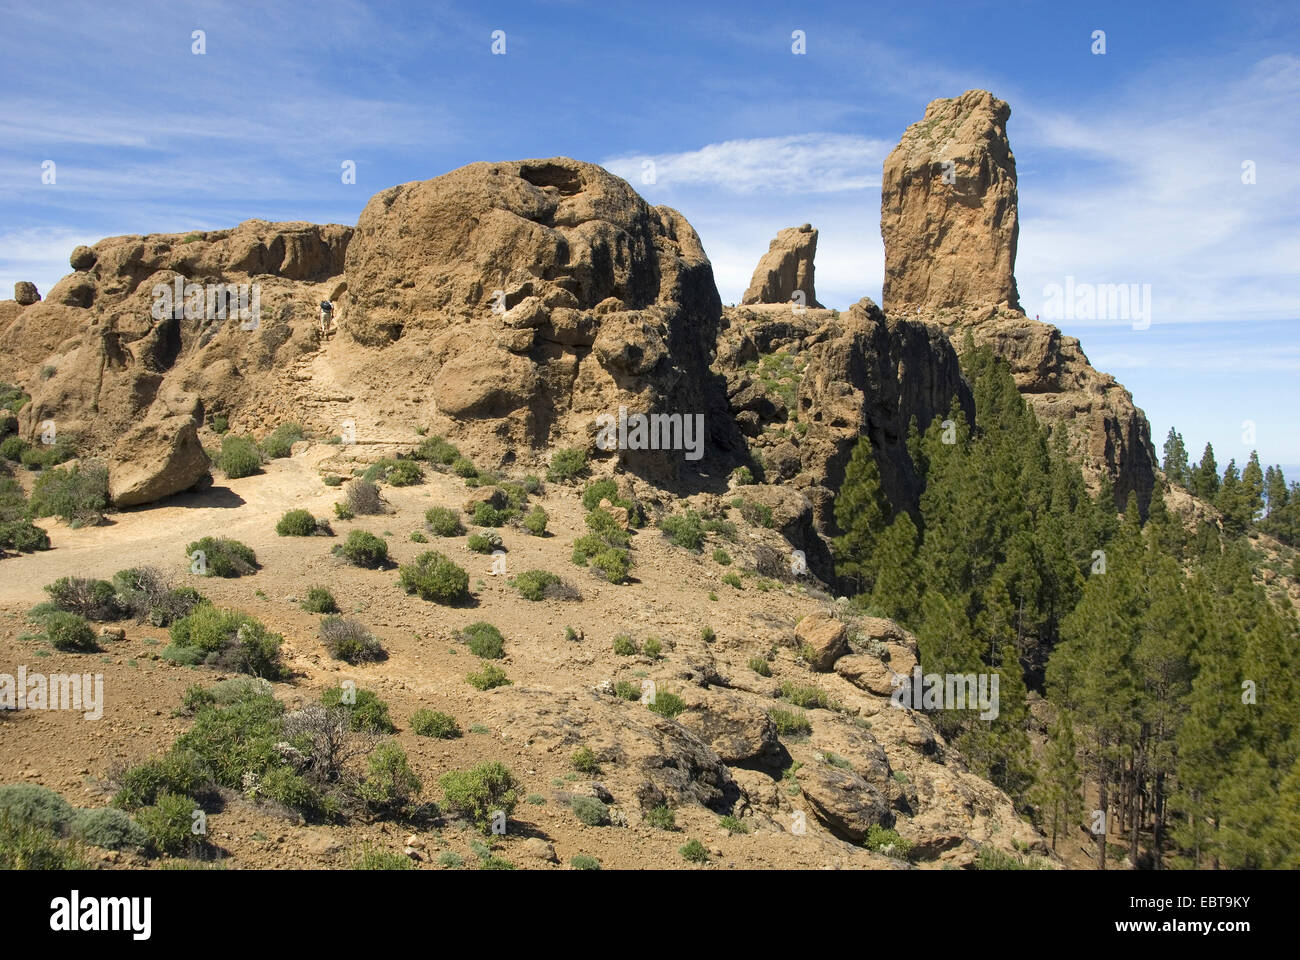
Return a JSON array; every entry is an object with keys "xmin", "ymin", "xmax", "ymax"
[
  {"xmin": 741, "ymin": 224, "xmax": 823, "ymax": 309},
  {"xmin": 880, "ymin": 89, "xmax": 1021, "ymax": 314}
]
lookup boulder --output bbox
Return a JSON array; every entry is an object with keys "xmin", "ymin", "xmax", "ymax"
[
  {"xmin": 795, "ymin": 613, "xmax": 848, "ymax": 671},
  {"xmin": 69, "ymin": 245, "xmax": 97, "ymax": 271},
  {"xmin": 741, "ymin": 223, "xmax": 823, "ymax": 308},
  {"xmin": 674, "ymin": 688, "xmax": 779, "ymax": 764},
  {"xmin": 795, "ymin": 763, "xmax": 890, "ymax": 842},
  {"xmin": 108, "ymin": 412, "xmax": 210, "ymax": 507},
  {"xmin": 14, "ymin": 282, "xmax": 40, "ymax": 305}
]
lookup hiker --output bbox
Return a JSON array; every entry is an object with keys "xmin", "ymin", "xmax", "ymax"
[{"xmin": 318, "ymin": 300, "xmax": 334, "ymax": 337}]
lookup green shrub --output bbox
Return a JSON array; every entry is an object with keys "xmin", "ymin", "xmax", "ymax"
[
  {"xmin": 452, "ymin": 457, "xmax": 479, "ymax": 478},
  {"xmin": 0, "ymin": 383, "xmax": 29, "ymax": 415},
  {"xmin": 172, "ymin": 693, "xmax": 284, "ymax": 789},
  {"xmin": 973, "ymin": 847, "xmax": 1053, "ymax": 870},
  {"xmin": 585, "ymin": 548, "xmax": 628, "ymax": 584},
  {"xmin": 383, "ymin": 459, "xmax": 423, "ymax": 486},
  {"xmin": 581, "ymin": 478, "xmax": 619, "ymax": 511},
  {"xmin": 276, "ymin": 509, "xmax": 319, "ymax": 536},
  {"xmin": 460, "ymin": 621, "xmax": 505, "ymax": 659},
  {"xmin": 70, "ymin": 807, "xmax": 146, "ymax": 850},
  {"xmin": 769, "ymin": 708, "xmax": 811, "ymax": 736},
  {"xmin": 29, "ymin": 462, "xmax": 108, "ymax": 525},
  {"xmin": 344, "ymin": 479, "xmax": 385, "ymax": 515},
  {"xmin": 0, "ymin": 519, "xmax": 50, "ymax": 553},
  {"xmin": 333, "ymin": 502, "xmax": 354, "ymax": 520},
  {"xmin": 136, "ymin": 792, "xmax": 198, "ymax": 856},
  {"xmin": 112, "ymin": 751, "xmax": 213, "ymax": 810},
  {"xmin": 712, "ymin": 548, "xmax": 732, "ymax": 565},
  {"xmin": 748, "ymin": 657, "xmax": 772, "ymax": 677},
  {"xmin": 722, "ymin": 572, "xmax": 743, "ymax": 589},
  {"xmin": 42, "ymin": 611, "xmax": 99, "ymax": 652},
  {"xmin": 211, "ymin": 415, "xmax": 229, "ymax": 434},
  {"xmin": 719, "ymin": 814, "xmax": 749, "ymax": 835},
  {"xmin": 701, "ymin": 626, "xmax": 716, "ymax": 643},
  {"xmin": 679, "ymin": 839, "xmax": 709, "ymax": 863},
  {"xmin": 739, "ymin": 498, "xmax": 774, "ymax": 528},
  {"xmin": 466, "ymin": 531, "xmax": 502, "ymax": 554},
  {"xmin": 0, "ymin": 784, "xmax": 74, "ymax": 833},
  {"xmin": 185, "ymin": 536, "xmax": 258, "ymax": 577},
  {"xmin": 43, "ymin": 576, "xmax": 124, "ymax": 621},
  {"xmin": 731, "ymin": 465, "xmax": 754, "ymax": 485},
  {"xmin": 614, "ymin": 680, "xmax": 641, "ymax": 701},
  {"xmin": 165, "ymin": 603, "xmax": 283, "ymax": 678},
  {"xmin": 571, "ymin": 746, "xmax": 600, "ymax": 774},
  {"xmin": 642, "ymin": 637, "xmax": 663, "ymax": 660},
  {"xmin": 522, "ymin": 505, "xmax": 548, "ymax": 536},
  {"xmin": 439, "ymin": 762, "xmax": 521, "ymax": 833},
  {"xmin": 322, "ymin": 474, "xmax": 344, "ymax": 487},
  {"xmin": 260, "ymin": 422, "xmax": 304, "ymax": 459},
  {"xmin": 337, "ymin": 529, "xmax": 388, "ymax": 568},
  {"xmin": 21, "ymin": 442, "xmax": 75, "ymax": 470},
  {"xmin": 570, "ymin": 796, "xmax": 609, "ymax": 826},
  {"xmin": 319, "ymin": 616, "xmax": 385, "ymax": 664},
  {"xmin": 0, "ymin": 436, "xmax": 27, "ymax": 461},
  {"xmin": 354, "ymin": 846, "xmax": 415, "ymax": 870},
  {"xmin": 647, "ymin": 691, "xmax": 685, "ymax": 719},
  {"xmin": 0, "ymin": 817, "xmax": 88, "ymax": 869},
  {"xmin": 411, "ymin": 709, "xmax": 461, "ymax": 739},
  {"xmin": 425, "ymin": 506, "xmax": 463, "ymax": 536},
  {"xmin": 660, "ymin": 511, "xmax": 705, "ymax": 551},
  {"xmin": 414, "ymin": 435, "xmax": 460, "ymax": 465},
  {"xmin": 570, "ymin": 854, "xmax": 601, "ymax": 870},
  {"xmin": 471, "ymin": 501, "xmax": 511, "ymax": 527},
  {"xmin": 780, "ymin": 681, "xmax": 830, "ymax": 709},
  {"xmin": 466, "ymin": 662, "xmax": 511, "ymax": 691},
  {"xmin": 301, "ymin": 586, "xmax": 338, "ymax": 614},
  {"xmin": 865, "ymin": 825, "xmax": 912, "ymax": 858},
  {"xmin": 612, "ymin": 634, "xmax": 638, "ymax": 656},
  {"xmin": 218, "ymin": 435, "xmax": 262, "ymax": 478},
  {"xmin": 320, "ymin": 686, "xmax": 396, "ymax": 733},
  {"xmin": 358, "ymin": 742, "xmax": 422, "ymax": 813},
  {"xmin": 547, "ymin": 447, "xmax": 588, "ymax": 482},
  {"xmin": 645, "ymin": 805, "xmax": 676, "ymax": 830},
  {"xmin": 399, "ymin": 551, "xmax": 469, "ymax": 603}
]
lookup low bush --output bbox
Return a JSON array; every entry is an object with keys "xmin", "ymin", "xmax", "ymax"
[
  {"xmin": 319, "ymin": 686, "xmax": 396, "ymax": 734},
  {"xmin": 344, "ymin": 479, "xmax": 385, "ymax": 516},
  {"xmin": 336, "ymin": 530, "xmax": 388, "ymax": 568},
  {"xmin": 424, "ymin": 506, "xmax": 463, "ymax": 537},
  {"xmin": 276, "ymin": 509, "xmax": 324, "ymax": 536},
  {"xmin": 43, "ymin": 576, "xmax": 125, "ymax": 621},
  {"xmin": 466, "ymin": 531, "xmax": 502, "ymax": 554},
  {"xmin": 660, "ymin": 511, "xmax": 704, "ymax": 551},
  {"xmin": 136, "ymin": 792, "xmax": 200, "ymax": 856},
  {"xmin": 218, "ymin": 435, "xmax": 262, "ymax": 478},
  {"xmin": 510, "ymin": 569, "xmax": 562, "ymax": 601},
  {"xmin": 748, "ymin": 657, "xmax": 772, "ymax": 677},
  {"xmin": 522, "ymin": 505, "xmax": 548, "ymax": 536},
  {"xmin": 471, "ymin": 501, "xmax": 511, "ymax": 527},
  {"xmin": 0, "ymin": 784, "xmax": 74, "ymax": 833},
  {"xmin": 42, "ymin": 612, "xmax": 99, "ymax": 652},
  {"xmin": 570, "ymin": 746, "xmax": 599, "ymax": 774},
  {"xmin": 29, "ymin": 462, "xmax": 108, "ymax": 526},
  {"xmin": 0, "ymin": 519, "xmax": 50, "ymax": 553},
  {"xmin": 260, "ymin": 422, "xmax": 304, "ymax": 459},
  {"xmin": 769, "ymin": 708, "xmax": 812, "ymax": 736},
  {"xmin": 301, "ymin": 586, "xmax": 338, "ymax": 614},
  {"xmin": 399, "ymin": 551, "xmax": 469, "ymax": 603},
  {"xmin": 185, "ymin": 536, "xmax": 258, "ymax": 577},
  {"xmin": 460, "ymin": 621, "xmax": 505, "ymax": 659},
  {"xmin": 69, "ymin": 807, "xmax": 146, "ymax": 850},
  {"xmin": 383, "ymin": 459, "xmax": 423, "ymax": 486},
  {"xmin": 647, "ymin": 691, "xmax": 685, "ymax": 719},
  {"xmin": 645, "ymin": 805, "xmax": 675, "ymax": 830},
  {"xmin": 679, "ymin": 839, "xmax": 709, "ymax": 863},
  {"xmin": 466, "ymin": 662, "xmax": 510, "ymax": 691},
  {"xmin": 570, "ymin": 796, "xmax": 609, "ymax": 826},
  {"xmin": 414, "ymin": 435, "xmax": 460, "ymax": 465},
  {"xmin": 357, "ymin": 742, "xmax": 422, "ymax": 814},
  {"xmin": 319, "ymin": 617, "xmax": 386, "ymax": 664},
  {"xmin": 164, "ymin": 603, "xmax": 284, "ymax": 678},
  {"xmin": 439, "ymin": 762, "xmax": 521, "ymax": 833},
  {"xmin": 612, "ymin": 634, "xmax": 638, "ymax": 656},
  {"xmin": 546, "ymin": 447, "xmax": 587, "ymax": 482},
  {"xmin": 410, "ymin": 709, "xmax": 460, "ymax": 739},
  {"xmin": 111, "ymin": 567, "xmax": 201, "ymax": 626},
  {"xmin": 590, "ymin": 548, "xmax": 631, "ymax": 584}
]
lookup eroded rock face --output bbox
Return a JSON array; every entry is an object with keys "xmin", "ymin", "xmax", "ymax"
[
  {"xmin": 879, "ymin": 90, "xmax": 1156, "ymax": 513},
  {"xmin": 342, "ymin": 157, "xmax": 739, "ymax": 476},
  {"xmin": 881, "ymin": 89, "xmax": 1020, "ymax": 314},
  {"xmin": 741, "ymin": 224, "xmax": 822, "ymax": 309}
]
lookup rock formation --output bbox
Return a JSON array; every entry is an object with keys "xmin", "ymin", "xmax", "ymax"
[
  {"xmin": 880, "ymin": 90, "xmax": 1156, "ymax": 512},
  {"xmin": 741, "ymin": 223, "xmax": 822, "ymax": 308},
  {"xmin": 13, "ymin": 282, "xmax": 40, "ymax": 306}
]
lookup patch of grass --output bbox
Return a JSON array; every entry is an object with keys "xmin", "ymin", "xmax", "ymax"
[
  {"xmin": 570, "ymin": 796, "xmax": 609, "ymax": 826},
  {"xmin": 974, "ymin": 847, "xmax": 1052, "ymax": 870},
  {"xmin": 721, "ymin": 572, "xmax": 743, "ymax": 589},
  {"xmin": 353, "ymin": 845, "xmax": 414, "ymax": 870},
  {"xmin": 642, "ymin": 637, "xmax": 663, "ymax": 660},
  {"xmin": 614, "ymin": 680, "xmax": 640, "ymax": 701},
  {"xmin": 510, "ymin": 569, "xmax": 562, "ymax": 601},
  {"xmin": 570, "ymin": 854, "xmax": 601, "ymax": 870},
  {"xmin": 399, "ymin": 551, "xmax": 469, "ymax": 603},
  {"xmin": 769, "ymin": 708, "xmax": 812, "ymax": 736},
  {"xmin": 647, "ymin": 691, "xmax": 685, "ymax": 719},
  {"xmin": 645, "ymin": 805, "xmax": 676, "ymax": 830},
  {"xmin": 719, "ymin": 814, "xmax": 748, "ymax": 835},
  {"xmin": 438, "ymin": 850, "xmax": 465, "ymax": 868},
  {"xmin": 466, "ymin": 662, "xmax": 510, "ymax": 691},
  {"xmin": 660, "ymin": 510, "xmax": 705, "ymax": 551},
  {"xmin": 679, "ymin": 838, "xmax": 709, "ymax": 863},
  {"xmin": 260, "ymin": 422, "xmax": 304, "ymax": 459},
  {"xmin": 336, "ymin": 530, "xmax": 389, "ymax": 568},
  {"xmin": 738, "ymin": 498, "xmax": 774, "ymax": 528},
  {"xmin": 748, "ymin": 657, "xmax": 772, "ymax": 677},
  {"xmin": 186, "ymin": 536, "xmax": 258, "ymax": 577},
  {"xmin": 411, "ymin": 710, "xmax": 461, "ymax": 739},
  {"xmin": 612, "ymin": 633, "xmax": 638, "ymax": 656},
  {"xmin": 571, "ymin": 746, "xmax": 600, "ymax": 775},
  {"xmin": 466, "ymin": 531, "xmax": 502, "ymax": 554},
  {"xmin": 712, "ymin": 547, "xmax": 732, "ymax": 565},
  {"xmin": 780, "ymin": 681, "xmax": 831, "ymax": 709}
]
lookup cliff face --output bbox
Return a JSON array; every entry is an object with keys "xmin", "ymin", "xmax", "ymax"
[{"xmin": 880, "ymin": 90, "xmax": 1157, "ymax": 512}]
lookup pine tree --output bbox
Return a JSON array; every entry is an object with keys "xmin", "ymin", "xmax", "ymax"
[
  {"xmin": 1191, "ymin": 443, "xmax": 1219, "ymax": 500},
  {"xmin": 832, "ymin": 436, "xmax": 891, "ymax": 595},
  {"xmin": 1033, "ymin": 711, "xmax": 1084, "ymax": 850},
  {"xmin": 1216, "ymin": 459, "xmax": 1249, "ymax": 536},
  {"xmin": 1242, "ymin": 451, "xmax": 1264, "ymax": 524},
  {"xmin": 867, "ymin": 510, "xmax": 921, "ymax": 623},
  {"xmin": 1162, "ymin": 428, "xmax": 1190, "ymax": 486}
]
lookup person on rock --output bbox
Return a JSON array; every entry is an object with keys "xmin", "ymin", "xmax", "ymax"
[{"xmin": 318, "ymin": 300, "xmax": 334, "ymax": 338}]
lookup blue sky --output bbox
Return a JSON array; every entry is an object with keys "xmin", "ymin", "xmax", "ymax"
[{"xmin": 2, "ymin": 0, "xmax": 1297, "ymax": 473}]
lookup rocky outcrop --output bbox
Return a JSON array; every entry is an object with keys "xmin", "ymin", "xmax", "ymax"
[
  {"xmin": 880, "ymin": 90, "xmax": 1157, "ymax": 512},
  {"xmin": 341, "ymin": 157, "xmax": 738, "ymax": 478},
  {"xmin": 13, "ymin": 282, "xmax": 40, "ymax": 306},
  {"xmin": 881, "ymin": 89, "xmax": 1020, "ymax": 314},
  {"xmin": 741, "ymin": 224, "xmax": 822, "ymax": 308},
  {"xmin": 795, "ymin": 613, "xmax": 848, "ymax": 672},
  {"xmin": 108, "ymin": 404, "xmax": 210, "ymax": 507}
]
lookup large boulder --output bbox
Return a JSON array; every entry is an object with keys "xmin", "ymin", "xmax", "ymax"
[
  {"xmin": 108, "ymin": 411, "xmax": 210, "ymax": 507},
  {"xmin": 741, "ymin": 223, "xmax": 822, "ymax": 309},
  {"xmin": 674, "ymin": 688, "xmax": 780, "ymax": 764},
  {"xmin": 13, "ymin": 282, "xmax": 40, "ymax": 306},
  {"xmin": 881, "ymin": 89, "xmax": 1020, "ymax": 314},
  {"xmin": 795, "ymin": 762, "xmax": 890, "ymax": 842},
  {"xmin": 795, "ymin": 613, "xmax": 849, "ymax": 672}
]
